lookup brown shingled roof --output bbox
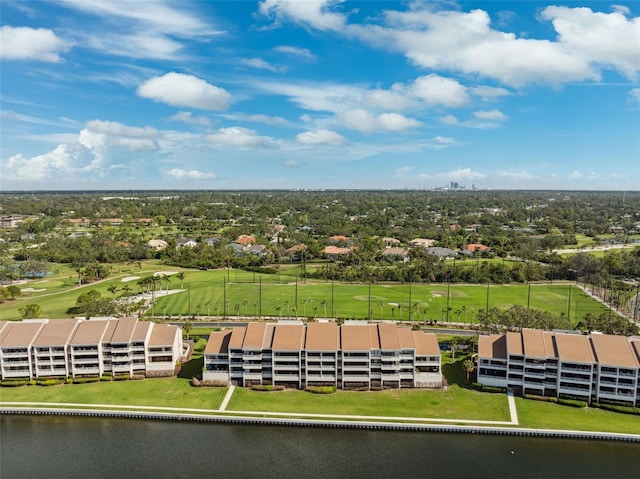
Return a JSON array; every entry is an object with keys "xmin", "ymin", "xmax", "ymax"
[
  {"xmin": 204, "ymin": 330, "xmax": 232, "ymax": 355},
  {"xmin": 397, "ymin": 327, "xmax": 415, "ymax": 349},
  {"xmin": 70, "ymin": 320, "xmax": 110, "ymax": 345},
  {"xmin": 272, "ymin": 324, "xmax": 305, "ymax": 351},
  {"xmin": 478, "ymin": 334, "xmax": 507, "ymax": 360},
  {"xmin": 522, "ymin": 329, "xmax": 546, "ymax": 358},
  {"xmin": 412, "ymin": 331, "xmax": 440, "ymax": 356},
  {"xmin": 229, "ymin": 327, "xmax": 247, "ymax": 349},
  {"xmin": 341, "ymin": 324, "xmax": 371, "ymax": 351},
  {"xmin": 132, "ymin": 321, "xmax": 152, "ymax": 342},
  {"xmin": 243, "ymin": 323, "xmax": 267, "ymax": 350},
  {"xmin": 110, "ymin": 317, "xmax": 138, "ymax": 343},
  {"xmin": 590, "ymin": 334, "xmax": 639, "ymax": 369},
  {"xmin": 305, "ymin": 322, "xmax": 338, "ymax": 351},
  {"xmin": 555, "ymin": 333, "xmax": 595, "ymax": 364},
  {"xmin": 33, "ymin": 319, "xmax": 79, "ymax": 346},
  {"xmin": 0, "ymin": 321, "xmax": 46, "ymax": 348},
  {"xmin": 148, "ymin": 324, "xmax": 179, "ymax": 346},
  {"xmin": 506, "ymin": 331, "xmax": 523, "ymax": 355}
]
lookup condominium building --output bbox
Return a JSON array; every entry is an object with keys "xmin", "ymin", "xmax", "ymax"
[
  {"xmin": 0, "ymin": 318, "xmax": 183, "ymax": 380},
  {"xmin": 477, "ymin": 328, "xmax": 640, "ymax": 406},
  {"xmin": 203, "ymin": 321, "xmax": 442, "ymax": 389}
]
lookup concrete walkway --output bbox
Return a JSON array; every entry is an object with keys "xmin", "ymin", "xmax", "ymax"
[
  {"xmin": 507, "ymin": 389, "xmax": 518, "ymax": 425},
  {"xmin": 218, "ymin": 385, "xmax": 235, "ymax": 411}
]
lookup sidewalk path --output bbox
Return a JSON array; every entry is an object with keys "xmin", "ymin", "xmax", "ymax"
[
  {"xmin": 507, "ymin": 389, "xmax": 518, "ymax": 425},
  {"xmin": 219, "ymin": 385, "xmax": 235, "ymax": 411}
]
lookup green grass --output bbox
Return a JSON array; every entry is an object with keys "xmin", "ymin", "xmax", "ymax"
[
  {"xmin": 226, "ymin": 385, "xmax": 510, "ymax": 421},
  {"xmin": 515, "ymin": 397, "xmax": 640, "ymax": 435},
  {"xmin": 1, "ymin": 261, "xmax": 612, "ymax": 323},
  {"xmin": 0, "ymin": 376, "xmax": 227, "ymax": 410}
]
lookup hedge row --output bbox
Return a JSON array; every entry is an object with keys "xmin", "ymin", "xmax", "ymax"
[
  {"xmin": 251, "ymin": 385, "xmax": 285, "ymax": 392},
  {"xmin": 523, "ymin": 393, "xmax": 558, "ymax": 403},
  {"xmin": 306, "ymin": 386, "xmax": 337, "ymax": 394},
  {"xmin": 592, "ymin": 402, "xmax": 640, "ymax": 416}
]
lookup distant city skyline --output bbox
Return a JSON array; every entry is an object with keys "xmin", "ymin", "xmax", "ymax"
[{"xmin": 1, "ymin": 1, "xmax": 639, "ymax": 191}]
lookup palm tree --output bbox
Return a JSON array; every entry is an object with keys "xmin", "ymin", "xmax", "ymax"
[
  {"xmin": 462, "ymin": 305, "xmax": 467, "ymax": 325},
  {"xmin": 121, "ymin": 284, "xmax": 131, "ymax": 297},
  {"xmin": 391, "ymin": 307, "xmax": 395, "ymax": 321},
  {"xmin": 450, "ymin": 336, "xmax": 461, "ymax": 363},
  {"xmin": 378, "ymin": 301, "xmax": 385, "ymax": 320},
  {"xmin": 183, "ymin": 321, "xmax": 193, "ymax": 340},
  {"xmin": 302, "ymin": 298, "xmax": 312, "ymax": 317},
  {"xmin": 107, "ymin": 285, "xmax": 118, "ymax": 299},
  {"xmin": 320, "ymin": 300, "xmax": 328, "ymax": 319},
  {"xmin": 204, "ymin": 300, "xmax": 211, "ymax": 317},
  {"xmin": 176, "ymin": 272, "xmax": 186, "ymax": 290},
  {"xmin": 421, "ymin": 307, "xmax": 428, "ymax": 324},
  {"xmin": 462, "ymin": 359, "xmax": 475, "ymax": 385},
  {"xmin": 242, "ymin": 299, "xmax": 249, "ymax": 316},
  {"xmin": 313, "ymin": 306, "xmax": 318, "ymax": 319},
  {"xmin": 283, "ymin": 300, "xmax": 290, "ymax": 318},
  {"xmin": 275, "ymin": 305, "xmax": 282, "ymax": 320},
  {"xmin": 234, "ymin": 303, "xmax": 240, "ymax": 318},
  {"xmin": 398, "ymin": 303, "xmax": 403, "ymax": 322}
]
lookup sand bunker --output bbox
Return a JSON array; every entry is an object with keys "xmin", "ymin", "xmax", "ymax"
[
  {"xmin": 153, "ymin": 271, "xmax": 178, "ymax": 277},
  {"xmin": 21, "ymin": 288, "xmax": 46, "ymax": 293},
  {"xmin": 121, "ymin": 276, "xmax": 141, "ymax": 282}
]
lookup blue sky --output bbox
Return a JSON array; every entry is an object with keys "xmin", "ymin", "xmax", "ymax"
[{"xmin": 1, "ymin": 0, "xmax": 639, "ymax": 191}]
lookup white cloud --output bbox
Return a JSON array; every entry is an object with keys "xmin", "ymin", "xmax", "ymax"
[
  {"xmin": 268, "ymin": 3, "xmax": 640, "ymax": 87},
  {"xmin": 169, "ymin": 111, "xmax": 210, "ymax": 126},
  {"xmin": 79, "ymin": 120, "xmax": 158, "ymax": 151},
  {"xmin": 336, "ymin": 109, "xmax": 421, "ymax": 132},
  {"xmin": 540, "ymin": 6, "xmax": 640, "ymax": 80},
  {"xmin": 273, "ymin": 45, "xmax": 316, "ymax": 60},
  {"xmin": 137, "ymin": 72, "xmax": 231, "ymax": 110},
  {"xmin": 284, "ymin": 159, "xmax": 300, "ymax": 167},
  {"xmin": 206, "ymin": 127, "xmax": 274, "ymax": 148},
  {"xmin": 627, "ymin": 88, "xmax": 640, "ymax": 107},
  {"xmin": 167, "ymin": 168, "xmax": 216, "ymax": 180},
  {"xmin": 6, "ymin": 144, "xmax": 97, "ymax": 180},
  {"xmin": 0, "ymin": 26, "xmax": 70, "ymax": 62},
  {"xmin": 410, "ymin": 74, "xmax": 470, "ymax": 107},
  {"xmin": 470, "ymin": 85, "xmax": 512, "ymax": 100},
  {"xmin": 611, "ymin": 5, "xmax": 630, "ymax": 16},
  {"xmin": 296, "ymin": 129, "xmax": 346, "ymax": 145},
  {"xmin": 247, "ymin": 114, "xmax": 290, "ymax": 126},
  {"xmin": 242, "ymin": 57, "xmax": 286, "ymax": 73},
  {"xmin": 59, "ymin": 0, "xmax": 222, "ymax": 60},
  {"xmin": 436, "ymin": 167, "xmax": 486, "ymax": 181},
  {"xmin": 259, "ymin": 0, "xmax": 347, "ymax": 31},
  {"xmin": 439, "ymin": 115, "xmax": 458, "ymax": 125},
  {"xmin": 300, "ymin": 114, "xmax": 312, "ymax": 123},
  {"xmin": 364, "ymin": 88, "xmax": 415, "ymax": 110},
  {"xmin": 473, "ymin": 109, "xmax": 508, "ymax": 121}
]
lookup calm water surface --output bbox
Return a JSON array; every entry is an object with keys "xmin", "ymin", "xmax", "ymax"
[{"xmin": 1, "ymin": 416, "xmax": 638, "ymax": 479}]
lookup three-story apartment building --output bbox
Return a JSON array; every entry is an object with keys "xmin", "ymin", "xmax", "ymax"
[
  {"xmin": 478, "ymin": 328, "xmax": 640, "ymax": 406},
  {"xmin": 203, "ymin": 321, "xmax": 442, "ymax": 390}
]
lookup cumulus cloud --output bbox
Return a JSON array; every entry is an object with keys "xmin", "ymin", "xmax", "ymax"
[
  {"xmin": 169, "ymin": 111, "xmax": 210, "ymax": 126},
  {"xmin": 264, "ymin": 2, "xmax": 640, "ymax": 86},
  {"xmin": 296, "ymin": 129, "xmax": 346, "ymax": 145},
  {"xmin": 409, "ymin": 74, "xmax": 470, "ymax": 107},
  {"xmin": 497, "ymin": 170, "xmax": 538, "ymax": 180},
  {"xmin": 473, "ymin": 109, "xmax": 508, "ymax": 121},
  {"xmin": 284, "ymin": 159, "xmax": 300, "ymax": 167},
  {"xmin": 336, "ymin": 109, "xmax": 421, "ymax": 132},
  {"xmin": 0, "ymin": 26, "xmax": 70, "ymax": 62},
  {"xmin": 6, "ymin": 144, "xmax": 96, "ymax": 180},
  {"xmin": 436, "ymin": 167, "xmax": 486, "ymax": 181},
  {"xmin": 206, "ymin": 126, "xmax": 274, "ymax": 148},
  {"xmin": 137, "ymin": 72, "xmax": 231, "ymax": 110},
  {"xmin": 167, "ymin": 168, "xmax": 216, "ymax": 180},
  {"xmin": 79, "ymin": 120, "xmax": 158, "ymax": 151},
  {"xmin": 242, "ymin": 57, "xmax": 286, "ymax": 73}
]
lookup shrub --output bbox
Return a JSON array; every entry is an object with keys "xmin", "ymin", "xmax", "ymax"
[
  {"xmin": 479, "ymin": 385, "xmax": 507, "ymax": 394},
  {"xmin": 130, "ymin": 374, "xmax": 145, "ymax": 381},
  {"xmin": 593, "ymin": 402, "xmax": 640, "ymax": 416},
  {"xmin": 36, "ymin": 379, "xmax": 64, "ymax": 386},
  {"xmin": 73, "ymin": 376, "xmax": 101, "ymax": 384},
  {"xmin": 306, "ymin": 385, "xmax": 337, "ymax": 394},
  {"xmin": 191, "ymin": 377, "xmax": 201, "ymax": 387},
  {"xmin": 524, "ymin": 393, "xmax": 558, "ymax": 403},
  {"xmin": 1, "ymin": 380, "xmax": 29, "ymax": 387},
  {"xmin": 557, "ymin": 397, "xmax": 588, "ymax": 408},
  {"xmin": 65, "ymin": 378, "xmax": 74, "ymax": 384},
  {"xmin": 251, "ymin": 384, "xmax": 285, "ymax": 392},
  {"xmin": 113, "ymin": 374, "xmax": 130, "ymax": 381},
  {"xmin": 100, "ymin": 375, "xmax": 112, "ymax": 382}
]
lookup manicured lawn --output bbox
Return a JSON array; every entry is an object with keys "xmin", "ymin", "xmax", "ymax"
[
  {"xmin": 0, "ymin": 376, "xmax": 227, "ymax": 410},
  {"xmin": 515, "ymin": 397, "xmax": 640, "ymax": 435},
  {"xmin": 226, "ymin": 385, "xmax": 510, "ymax": 421}
]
